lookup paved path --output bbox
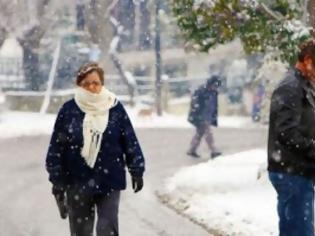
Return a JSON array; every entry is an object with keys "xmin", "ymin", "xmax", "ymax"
[{"xmin": 0, "ymin": 127, "xmax": 267, "ymax": 236}]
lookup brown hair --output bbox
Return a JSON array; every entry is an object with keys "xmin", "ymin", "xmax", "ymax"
[
  {"xmin": 298, "ymin": 39, "xmax": 315, "ymax": 63},
  {"xmin": 76, "ymin": 62, "xmax": 105, "ymax": 85}
]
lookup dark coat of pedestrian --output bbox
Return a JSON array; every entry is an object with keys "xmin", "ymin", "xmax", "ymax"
[
  {"xmin": 188, "ymin": 78, "xmax": 219, "ymax": 127},
  {"xmin": 187, "ymin": 76, "xmax": 221, "ymax": 159},
  {"xmin": 45, "ymin": 62, "xmax": 145, "ymax": 236},
  {"xmin": 268, "ymin": 39, "xmax": 315, "ymax": 236}
]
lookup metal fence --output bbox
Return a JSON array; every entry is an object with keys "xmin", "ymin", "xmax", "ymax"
[
  {"xmin": 0, "ymin": 58, "xmax": 26, "ymax": 89},
  {"xmin": 105, "ymin": 75, "xmax": 206, "ymax": 97}
]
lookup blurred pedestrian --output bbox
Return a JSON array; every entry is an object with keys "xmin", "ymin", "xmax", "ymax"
[
  {"xmin": 46, "ymin": 62, "xmax": 145, "ymax": 236},
  {"xmin": 187, "ymin": 75, "xmax": 222, "ymax": 159},
  {"xmin": 268, "ymin": 39, "xmax": 315, "ymax": 236}
]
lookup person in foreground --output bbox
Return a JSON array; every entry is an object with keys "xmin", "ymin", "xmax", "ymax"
[
  {"xmin": 46, "ymin": 62, "xmax": 145, "ymax": 236},
  {"xmin": 268, "ymin": 39, "xmax": 315, "ymax": 236}
]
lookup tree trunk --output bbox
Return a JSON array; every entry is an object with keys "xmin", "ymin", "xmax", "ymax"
[
  {"xmin": 114, "ymin": 0, "xmax": 135, "ymax": 50},
  {"xmin": 110, "ymin": 53, "xmax": 135, "ymax": 105},
  {"xmin": 76, "ymin": 3, "xmax": 86, "ymax": 31},
  {"xmin": 16, "ymin": 0, "xmax": 51, "ymax": 91},
  {"xmin": 155, "ymin": 0, "xmax": 162, "ymax": 116},
  {"xmin": 21, "ymin": 43, "xmax": 40, "ymax": 91},
  {"xmin": 138, "ymin": 0, "xmax": 151, "ymax": 50},
  {"xmin": 86, "ymin": 0, "xmax": 114, "ymax": 62},
  {"xmin": 18, "ymin": 25, "xmax": 44, "ymax": 91},
  {"xmin": 0, "ymin": 28, "xmax": 7, "ymax": 47},
  {"xmin": 307, "ymin": 0, "xmax": 315, "ymax": 37}
]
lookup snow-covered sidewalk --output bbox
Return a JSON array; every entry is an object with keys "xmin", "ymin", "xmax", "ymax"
[
  {"xmin": 0, "ymin": 109, "xmax": 262, "ymax": 139},
  {"xmin": 159, "ymin": 149, "xmax": 278, "ymax": 236}
]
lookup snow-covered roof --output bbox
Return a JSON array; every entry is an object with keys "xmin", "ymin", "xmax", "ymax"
[{"xmin": 0, "ymin": 38, "xmax": 23, "ymax": 58}]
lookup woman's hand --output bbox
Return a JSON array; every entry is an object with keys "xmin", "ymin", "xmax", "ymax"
[
  {"xmin": 132, "ymin": 176, "xmax": 143, "ymax": 193},
  {"xmin": 52, "ymin": 185, "xmax": 68, "ymax": 219}
]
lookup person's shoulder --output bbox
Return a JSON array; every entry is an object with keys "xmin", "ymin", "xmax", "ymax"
[
  {"xmin": 272, "ymin": 69, "xmax": 304, "ymax": 103},
  {"xmin": 110, "ymin": 100, "xmax": 130, "ymax": 122},
  {"xmin": 61, "ymin": 98, "xmax": 76, "ymax": 109},
  {"xmin": 274, "ymin": 69, "xmax": 302, "ymax": 93},
  {"xmin": 110, "ymin": 99, "xmax": 125, "ymax": 112},
  {"xmin": 194, "ymin": 85, "xmax": 206, "ymax": 95},
  {"xmin": 57, "ymin": 98, "xmax": 77, "ymax": 114}
]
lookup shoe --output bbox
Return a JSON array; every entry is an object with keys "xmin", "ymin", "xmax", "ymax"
[
  {"xmin": 211, "ymin": 152, "xmax": 222, "ymax": 159},
  {"xmin": 186, "ymin": 151, "xmax": 200, "ymax": 158}
]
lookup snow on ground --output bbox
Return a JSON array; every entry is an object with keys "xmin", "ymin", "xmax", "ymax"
[
  {"xmin": 161, "ymin": 149, "xmax": 277, "ymax": 236},
  {"xmin": 0, "ymin": 107, "xmax": 262, "ymax": 139},
  {"xmin": 0, "ymin": 111, "xmax": 56, "ymax": 138}
]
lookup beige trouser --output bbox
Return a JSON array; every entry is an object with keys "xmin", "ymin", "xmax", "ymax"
[{"xmin": 189, "ymin": 122, "xmax": 217, "ymax": 153}]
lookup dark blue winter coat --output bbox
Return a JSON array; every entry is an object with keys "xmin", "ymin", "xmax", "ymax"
[
  {"xmin": 46, "ymin": 99, "xmax": 145, "ymax": 195},
  {"xmin": 188, "ymin": 85, "xmax": 218, "ymax": 127}
]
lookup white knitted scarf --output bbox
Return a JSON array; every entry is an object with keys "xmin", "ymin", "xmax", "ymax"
[{"xmin": 74, "ymin": 87, "xmax": 117, "ymax": 168}]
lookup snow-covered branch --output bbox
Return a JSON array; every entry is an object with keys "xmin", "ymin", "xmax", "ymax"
[
  {"xmin": 257, "ymin": 3, "xmax": 284, "ymax": 21},
  {"xmin": 107, "ymin": 0, "xmax": 138, "ymax": 105}
]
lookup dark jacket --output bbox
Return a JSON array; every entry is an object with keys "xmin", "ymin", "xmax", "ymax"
[
  {"xmin": 268, "ymin": 68, "xmax": 315, "ymax": 180},
  {"xmin": 188, "ymin": 85, "xmax": 218, "ymax": 127},
  {"xmin": 46, "ymin": 99, "xmax": 145, "ymax": 195}
]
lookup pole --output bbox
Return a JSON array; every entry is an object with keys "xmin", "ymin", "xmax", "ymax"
[
  {"xmin": 40, "ymin": 40, "xmax": 61, "ymax": 114},
  {"xmin": 155, "ymin": 0, "xmax": 162, "ymax": 116}
]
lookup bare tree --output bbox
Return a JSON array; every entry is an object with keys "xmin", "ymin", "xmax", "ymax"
[
  {"xmin": 86, "ymin": 0, "xmax": 114, "ymax": 62},
  {"xmin": 109, "ymin": 18, "xmax": 137, "ymax": 105},
  {"xmin": 17, "ymin": 0, "xmax": 59, "ymax": 91},
  {"xmin": 0, "ymin": 1, "xmax": 24, "ymax": 46},
  {"xmin": 0, "ymin": 0, "xmax": 61, "ymax": 90}
]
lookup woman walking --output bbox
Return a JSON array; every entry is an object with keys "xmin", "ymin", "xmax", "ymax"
[{"xmin": 46, "ymin": 62, "xmax": 145, "ymax": 236}]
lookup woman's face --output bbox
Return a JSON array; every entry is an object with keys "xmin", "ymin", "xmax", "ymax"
[{"xmin": 80, "ymin": 71, "xmax": 103, "ymax": 94}]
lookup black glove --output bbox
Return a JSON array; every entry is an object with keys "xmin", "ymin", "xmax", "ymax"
[
  {"xmin": 132, "ymin": 176, "xmax": 143, "ymax": 193},
  {"xmin": 52, "ymin": 185, "xmax": 68, "ymax": 219}
]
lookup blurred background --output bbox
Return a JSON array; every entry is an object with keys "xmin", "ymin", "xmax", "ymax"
[{"xmin": 0, "ymin": 0, "xmax": 280, "ymax": 122}]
